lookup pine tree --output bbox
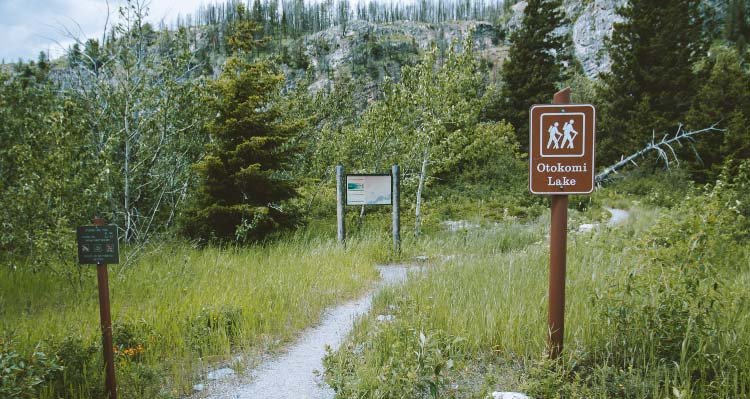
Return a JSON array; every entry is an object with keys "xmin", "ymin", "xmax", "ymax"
[
  {"xmin": 496, "ymin": 0, "xmax": 571, "ymax": 150},
  {"xmin": 183, "ymin": 7, "xmax": 300, "ymax": 243},
  {"xmin": 686, "ymin": 46, "xmax": 750, "ymax": 182},
  {"xmin": 725, "ymin": 0, "xmax": 750, "ymax": 51},
  {"xmin": 597, "ymin": 0, "xmax": 705, "ymax": 164}
]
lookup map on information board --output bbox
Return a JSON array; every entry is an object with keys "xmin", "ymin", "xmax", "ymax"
[{"xmin": 346, "ymin": 174, "xmax": 392, "ymax": 205}]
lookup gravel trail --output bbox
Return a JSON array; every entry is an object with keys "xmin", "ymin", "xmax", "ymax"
[
  {"xmin": 604, "ymin": 207, "xmax": 629, "ymax": 226},
  {"xmin": 196, "ymin": 265, "xmax": 413, "ymax": 399}
]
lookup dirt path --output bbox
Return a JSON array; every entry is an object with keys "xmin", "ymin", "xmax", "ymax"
[
  {"xmin": 196, "ymin": 265, "xmax": 413, "ymax": 399},
  {"xmin": 604, "ymin": 207, "xmax": 629, "ymax": 226}
]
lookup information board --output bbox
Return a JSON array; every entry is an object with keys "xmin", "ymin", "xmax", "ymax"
[
  {"xmin": 346, "ymin": 174, "xmax": 392, "ymax": 205},
  {"xmin": 77, "ymin": 225, "xmax": 120, "ymax": 264},
  {"xmin": 529, "ymin": 104, "xmax": 596, "ymax": 194}
]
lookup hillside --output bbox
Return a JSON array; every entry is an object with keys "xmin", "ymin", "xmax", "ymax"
[{"xmin": 288, "ymin": 19, "xmax": 507, "ymax": 92}]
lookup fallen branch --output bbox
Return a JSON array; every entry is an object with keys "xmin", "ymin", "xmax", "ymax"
[{"xmin": 595, "ymin": 123, "xmax": 725, "ymax": 185}]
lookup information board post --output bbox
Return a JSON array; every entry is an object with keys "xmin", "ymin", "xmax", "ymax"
[
  {"xmin": 548, "ymin": 88, "xmax": 571, "ymax": 359},
  {"xmin": 336, "ymin": 165, "xmax": 346, "ymax": 244},
  {"xmin": 93, "ymin": 217, "xmax": 117, "ymax": 399},
  {"xmin": 392, "ymin": 165, "xmax": 401, "ymax": 253}
]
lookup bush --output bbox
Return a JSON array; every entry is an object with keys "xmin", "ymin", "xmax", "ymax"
[
  {"xmin": 50, "ymin": 336, "xmax": 99, "ymax": 395},
  {"xmin": 593, "ymin": 160, "xmax": 750, "ymax": 397},
  {"xmin": 117, "ymin": 361, "xmax": 162, "ymax": 398},
  {"xmin": 324, "ymin": 325, "xmax": 463, "ymax": 398},
  {"xmin": 113, "ymin": 320, "xmax": 155, "ymax": 362},
  {"xmin": 606, "ymin": 167, "xmax": 694, "ymax": 208},
  {"xmin": 0, "ymin": 340, "xmax": 62, "ymax": 399},
  {"xmin": 523, "ymin": 356, "xmax": 653, "ymax": 399}
]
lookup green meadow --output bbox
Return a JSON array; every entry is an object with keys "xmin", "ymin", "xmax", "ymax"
[{"xmin": 1, "ymin": 232, "xmax": 386, "ymax": 397}]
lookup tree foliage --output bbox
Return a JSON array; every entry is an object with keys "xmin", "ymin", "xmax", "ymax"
[
  {"xmin": 63, "ymin": 1, "xmax": 210, "ymax": 246},
  {"xmin": 495, "ymin": 0, "xmax": 572, "ymax": 149},
  {"xmin": 293, "ymin": 32, "xmax": 522, "ymax": 233},
  {"xmin": 724, "ymin": 0, "xmax": 750, "ymax": 51},
  {"xmin": 0, "ymin": 66, "xmax": 101, "ymax": 274},
  {"xmin": 1, "ymin": 0, "xmax": 210, "ymax": 273},
  {"xmin": 685, "ymin": 45, "xmax": 750, "ymax": 182},
  {"xmin": 182, "ymin": 11, "xmax": 300, "ymax": 244},
  {"xmin": 597, "ymin": 0, "xmax": 706, "ymax": 164}
]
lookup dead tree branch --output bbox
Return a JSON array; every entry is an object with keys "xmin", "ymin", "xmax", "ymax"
[{"xmin": 595, "ymin": 123, "xmax": 725, "ymax": 185}]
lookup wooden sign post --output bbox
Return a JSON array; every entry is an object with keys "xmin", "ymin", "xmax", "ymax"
[
  {"xmin": 392, "ymin": 165, "xmax": 401, "ymax": 253},
  {"xmin": 77, "ymin": 217, "xmax": 119, "ymax": 398},
  {"xmin": 529, "ymin": 88, "xmax": 596, "ymax": 359},
  {"xmin": 336, "ymin": 165, "xmax": 346, "ymax": 244}
]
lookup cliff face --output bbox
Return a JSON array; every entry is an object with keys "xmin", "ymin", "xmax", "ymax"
[
  {"xmin": 569, "ymin": 0, "xmax": 627, "ymax": 77},
  {"xmin": 289, "ymin": 0, "xmax": 723, "ymax": 88},
  {"xmin": 506, "ymin": 0, "xmax": 626, "ymax": 79},
  {"xmin": 289, "ymin": 0, "xmax": 622, "ymax": 94},
  {"xmin": 291, "ymin": 19, "xmax": 505, "ymax": 94}
]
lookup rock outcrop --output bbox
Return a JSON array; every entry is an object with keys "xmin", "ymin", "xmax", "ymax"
[
  {"xmin": 570, "ymin": 0, "xmax": 627, "ymax": 78},
  {"xmin": 506, "ymin": 0, "xmax": 626, "ymax": 79}
]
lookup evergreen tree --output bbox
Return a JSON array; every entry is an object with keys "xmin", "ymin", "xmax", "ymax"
[
  {"xmin": 68, "ymin": 43, "xmax": 82, "ymax": 67},
  {"xmin": 183, "ymin": 8, "xmax": 300, "ymax": 243},
  {"xmin": 597, "ymin": 0, "xmax": 705, "ymax": 164},
  {"xmin": 725, "ymin": 0, "xmax": 750, "ymax": 51},
  {"xmin": 686, "ymin": 46, "xmax": 750, "ymax": 182},
  {"xmin": 496, "ymin": 0, "xmax": 571, "ymax": 150}
]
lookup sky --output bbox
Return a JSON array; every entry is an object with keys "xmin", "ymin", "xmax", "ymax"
[{"xmin": 0, "ymin": 0, "xmax": 208, "ymax": 62}]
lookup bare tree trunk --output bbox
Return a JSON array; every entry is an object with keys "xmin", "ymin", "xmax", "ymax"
[
  {"xmin": 356, "ymin": 204, "xmax": 365, "ymax": 225},
  {"xmin": 306, "ymin": 170, "xmax": 332, "ymax": 213},
  {"xmin": 124, "ymin": 98, "xmax": 132, "ymax": 244},
  {"xmin": 415, "ymin": 144, "xmax": 429, "ymax": 237},
  {"xmin": 595, "ymin": 124, "xmax": 724, "ymax": 185}
]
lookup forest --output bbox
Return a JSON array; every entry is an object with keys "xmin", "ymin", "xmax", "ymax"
[{"xmin": 1, "ymin": 0, "xmax": 750, "ymax": 397}]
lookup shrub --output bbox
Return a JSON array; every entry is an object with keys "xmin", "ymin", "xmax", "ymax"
[
  {"xmin": 594, "ymin": 160, "xmax": 750, "ymax": 397},
  {"xmin": 50, "ymin": 336, "xmax": 99, "ymax": 395},
  {"xmin": 113, "ymin": 320, "xmax": 155, "ymax": 362},
  {"xmin": 0, "ymin": 340, "xmax": 62, "ymax": 399},
  {"xmin": 607, "ymin": 167, "xmax": 694, "ymax": 208},
  {"xmin": 324, "ymin": 326, "xmax": 462, "ymax": 398}
]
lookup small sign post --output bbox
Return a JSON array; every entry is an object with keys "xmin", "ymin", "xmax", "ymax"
[
  {"xmin": 529, "ymin": 88, "xmax": 596, "ymax": 359},
  {"xmin": 77, "ymin": 218, "xmax": 119, "ymax": 399}
]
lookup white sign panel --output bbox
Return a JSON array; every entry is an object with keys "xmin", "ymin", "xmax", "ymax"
[{"xmin": 346, "ymin": 175, "xmax": 392, "ymax": 205}]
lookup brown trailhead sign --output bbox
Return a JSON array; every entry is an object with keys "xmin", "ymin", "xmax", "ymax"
[{"xmin": 529, "ymin": 104, "xmax": 596, "ymax": 194}]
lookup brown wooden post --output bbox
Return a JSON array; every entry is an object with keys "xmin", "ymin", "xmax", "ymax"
[
  {"xmin": 336, "ymin": 165, "xmax": 346, "ymax": 245},
  {"xmin": 93, "ymin": 217, "xmax": 117, "ymax": 399},
  {"xmin": 392, "ymin": 165, "xmax": 401, "ymax": 254},
  {"xmin": 548, "ymin": 88, "xmax": 571, "ymax": 359}
]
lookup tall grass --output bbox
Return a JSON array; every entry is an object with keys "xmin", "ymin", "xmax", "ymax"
[
  {"xmin": 325, "ymin": 200, "xmax": 750, "ymax": 398},
  {"xmin": 0, "ymin": 231, "xmax": 389, "ymax": 397}
]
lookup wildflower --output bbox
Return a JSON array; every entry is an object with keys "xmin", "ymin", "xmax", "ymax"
[{"xmin": 121, "ymin": 345, "xmax": 145, "ymax": 358}]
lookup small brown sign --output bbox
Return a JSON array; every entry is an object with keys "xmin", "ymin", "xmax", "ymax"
[{"xmin": 529, "ymin": 104, "xmax": 596, "ymax": 194}]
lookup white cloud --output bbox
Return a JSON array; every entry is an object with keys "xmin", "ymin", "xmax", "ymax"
[{"xmin": 0, "ymin": 0, "xmax": 209, "ymax": 61}]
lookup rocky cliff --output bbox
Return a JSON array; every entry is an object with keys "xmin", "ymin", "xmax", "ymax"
[
  {"xmin": 292, "ymin": 0, "xmax": 629, "ymax": 90},
  {"xmin": 290, "ymin": 19, "xmax": 505, "ymax": 94},
  {"xmin": 506, "ymin": 0, "xmax": 627, "ymax": 78}
]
